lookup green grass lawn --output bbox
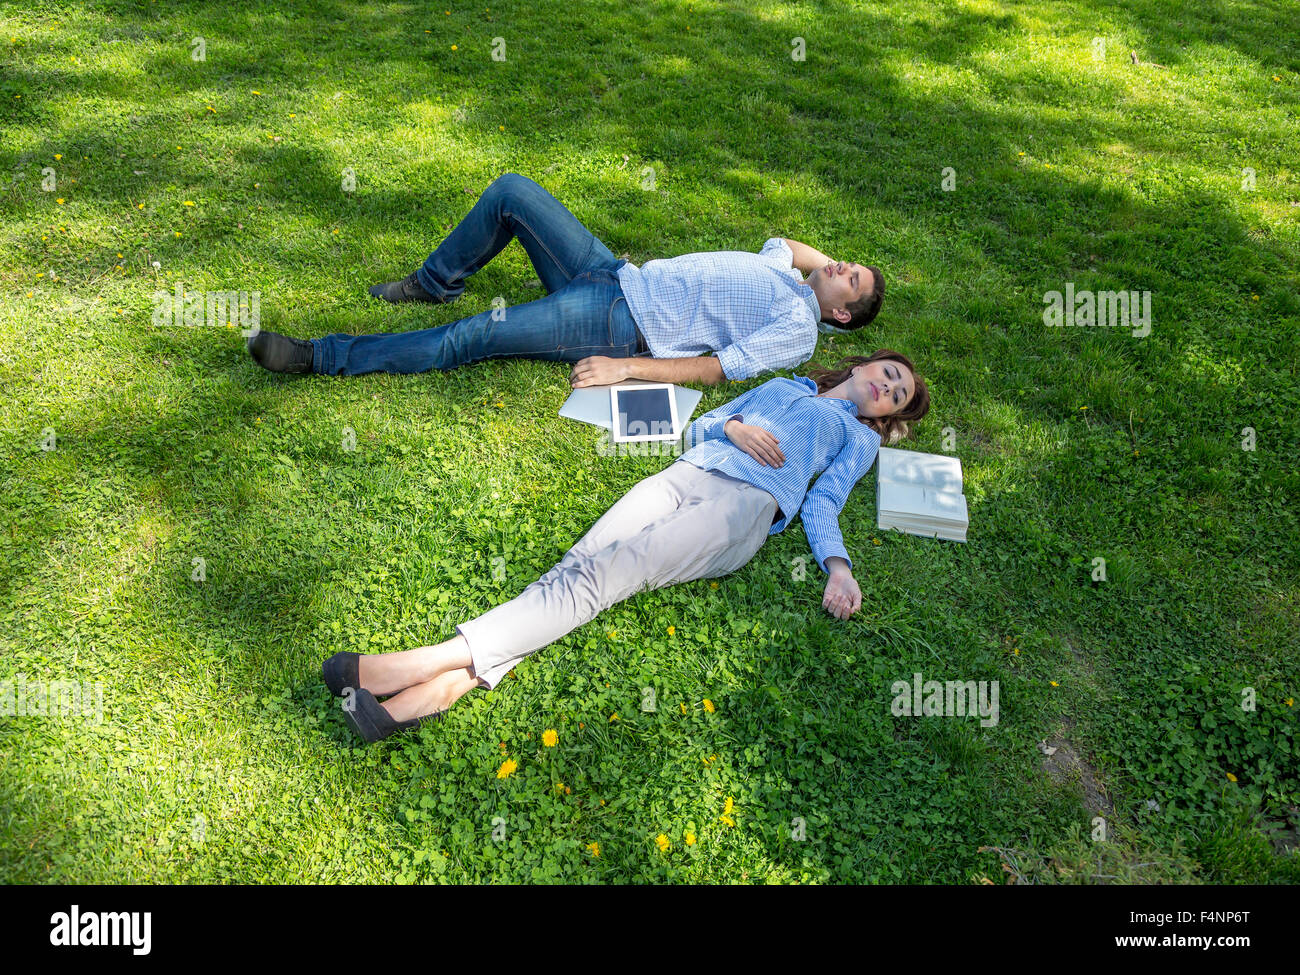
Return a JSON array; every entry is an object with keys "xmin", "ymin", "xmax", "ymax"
[{"xmin": 1, "ymin": 0, "xmax": 1297, "ymax": 883}]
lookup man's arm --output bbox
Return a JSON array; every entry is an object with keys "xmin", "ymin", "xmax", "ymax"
[
  {"xmin": 783, "ymin": 238, "xmax": 834, "ymax": 275},
  {"xmin": 626, "ymin": 355, "xmax": 725, "ymax": 385},
  {"xmin": 570, "ymin": 355, "xmax": 726, "ymax": 388}
]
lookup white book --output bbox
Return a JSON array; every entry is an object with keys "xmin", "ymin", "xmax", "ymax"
[{"xmin": 876, "ymin": 447, "xmax": 969, "ymax": 542}]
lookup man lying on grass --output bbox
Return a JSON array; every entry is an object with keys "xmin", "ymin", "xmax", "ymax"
[
  {"xmin": 247, "ymin": 172, "xmax": 885, "ymax": 387},
  {"xmin": 323, "ymin": 350, "xmax": 929, "ymax": 742}
]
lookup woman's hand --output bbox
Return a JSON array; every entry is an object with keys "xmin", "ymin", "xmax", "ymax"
[
  {"xmin": 724, "ymin": 419, "xmax": 785, "ymax": 467},
  {"xmin": 822, "ymin": 565, "xmax": 861, "ymax": 619}
]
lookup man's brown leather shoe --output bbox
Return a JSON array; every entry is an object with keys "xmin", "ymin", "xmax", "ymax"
[{"xmin": 368, "ymin": 271, "xmax": 440, "ymax": 304}]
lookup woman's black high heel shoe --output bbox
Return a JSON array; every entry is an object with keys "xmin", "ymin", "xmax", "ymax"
[
  {"xmin": 322, "ymin": 651, "xmax": 360, "ymax": 698},
  {"xmin": 342, "ymin": 688, "xmax": 446, "ymax": 744}
]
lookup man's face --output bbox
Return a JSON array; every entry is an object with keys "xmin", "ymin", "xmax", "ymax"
[{"xmin": 808, "ymin": 262, "xmax": 873, "ymax": 325}]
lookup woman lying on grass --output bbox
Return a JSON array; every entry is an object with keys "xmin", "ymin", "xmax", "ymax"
[{"xmin": 323, "ymin": 350, "xmax": 930, "ymax": 742}]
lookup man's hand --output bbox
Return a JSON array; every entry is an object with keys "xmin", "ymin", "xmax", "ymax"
[
  {"xmin": 822, "ymin": 563, "xmax": 861, "ymax": 619},
  {"xmin": 724, "ymin": 419, "xmax": 785, "ymax": 467},
  {"xmin": 570, "ymin": 356, "xmax": 630, "ymax": 388}
]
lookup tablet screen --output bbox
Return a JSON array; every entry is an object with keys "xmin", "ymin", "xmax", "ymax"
[{"xmin": 614, "ymin": 387, "xmax": 676, "ymax": 439}]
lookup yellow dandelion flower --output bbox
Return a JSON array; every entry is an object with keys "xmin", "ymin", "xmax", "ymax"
[
  {"xmin": 685, "ymin": 832, "xmax": 696, "ymax": 845},
  {"xmin": 499, "ymin": 124, "xmax": 505, "ymax": 131},
  {"xmin": 1017, "ymin": 151, "xmax": 1025, "ymax": 156},
  {"xmin": 56, "ymin": 198, "xmax": 65, "ymax": 204},
  {"xmin": 1050, "ymin": 680, "xmax": 1059, "ymax": 687},
  {"xmin": 667, "ymin": 625, "xmax": 676, "ymax": 636},
  {"xmin": 251, "ymin": 90, "xmax": 261, "ymax": 95},
  {"xmin": 655, "ymin": 834, "xmax": 670, "ymax": 852},
  {"xmin": 703, "ymin": 698, "xmax": 715, "ymax": 713},
  {"xmin": 496, "ymin": 757, "xmax": 517, "ymax": 779},
  {"xmin": 607, "ymin": 629, "xmax": 616, "ymax": 639},
  {"xmin": 680, "ymin": 702, "xmax": 687, "ymax": 715},
  {"xmin": 1226, "ymin": 772, "xmax": 1238, "ymax": 783},
  {"xmin": 183, "ymin": 200, "xmax": 195, "ymax": 206},
  {"xmin": 1251, "ymin": 294, "xmax": 1259, "ymax": 300},
  {"xmin": 719, "ymin": 814, "xmax": 735, "ymax": 827},
  {"xmin": 542, "ymin": 728, "xmax": 558, "ymax": 747},
  {"xmin": 174, "ymin": 231, "xmax": 181, "ymax": 237},
  {"xmin": 609, "ymin": 713, "xmax": 618, "ymax": 722},
  {"xmin": 1286, "ymin": 698, "xmax": 1294, "ymax": 707},
  {"xmin": 586, "ymin": 842, "xmax": 600, "ymax": 857},
  {"xmin": 451, "ymin": 44, "xmax": 458, "ymax": 50},
  {"xmin": 872, "ymin": 537, "xmax": 882, "ymax": 545},
  {"xmin": 137, "ymin": 203, "xmax": 144, "ymax": 209},
  {"xmin": 723, "ymin": 796, "xmax": 734, "ymax": 815},
  {"xmin": 710, "ymin": 581, "xmax": 719, "ymax": 589},
  {"xmin": 554, "ymin": 781, "xmax": 565, "ymax": 793}
]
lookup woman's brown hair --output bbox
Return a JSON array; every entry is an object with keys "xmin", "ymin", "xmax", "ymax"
[{"xmin": 806, "ymin": 349, "xmax": 930, "ymax": 445}]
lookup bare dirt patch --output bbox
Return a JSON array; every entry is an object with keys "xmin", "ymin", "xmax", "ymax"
[{"xmin": 1041, "ymin": 716, "xmax": 1115, "ymax": 819}]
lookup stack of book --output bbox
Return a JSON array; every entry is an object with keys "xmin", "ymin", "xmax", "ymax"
[{"xmin": 875, "ymin": 447, "xmax": 969, "ymax": 542}]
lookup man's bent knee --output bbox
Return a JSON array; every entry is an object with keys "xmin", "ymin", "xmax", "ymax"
[{"xmin": 490, "ymin": 172, "xmax": 532, "ymax": 198}]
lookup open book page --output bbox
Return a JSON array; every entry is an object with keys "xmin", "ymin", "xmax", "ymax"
[
  {"xmin": 876, "ymin": 447, "xmax": 963, "ymax": 493},
  {"xmin": 875, "ymin": 447, "xmax": 969, "ymax": 541},
  {"xmin": 877, "ymin": 481, "xmax": 969, "ymax": 525}
]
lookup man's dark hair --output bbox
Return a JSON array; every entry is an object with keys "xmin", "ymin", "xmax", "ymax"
[{"xmin": 837, "ymin": 265, "xmax": 885, "ymax": 330}]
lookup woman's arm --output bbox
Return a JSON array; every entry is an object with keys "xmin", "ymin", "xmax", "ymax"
[
  {"xmin": 822, "ymin": 557, "xmax": 862, "ymax": 619},
  {"xmin": 684, "ymin": 382, "xmax": 765, "ymax": 444},
  {"xmin": 799, "ymin": 435, "xmax": 880, "ymax": 618}
]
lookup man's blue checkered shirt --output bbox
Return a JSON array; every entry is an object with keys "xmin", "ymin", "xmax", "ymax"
[{"xmin": 616, "ymin": 237, "xmax": 822, "ymax": 381}]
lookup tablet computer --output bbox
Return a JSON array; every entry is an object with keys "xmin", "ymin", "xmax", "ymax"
[{"xmin": 609, "ymin": 383, "xmax": 681, "ymax": 443}]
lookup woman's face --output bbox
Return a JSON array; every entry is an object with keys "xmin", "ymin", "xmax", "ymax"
[{"xmin": 847, "ymin": 358, "xmax": 916, "ymax": 419}]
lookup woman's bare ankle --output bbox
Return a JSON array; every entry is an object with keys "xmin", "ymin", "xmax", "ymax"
[
  {"xmin": 382, "ymin": 667, "xmax": 478, "ymax": 722},
  {"xmin": 357, "ymin": 635, "xmax": 473, "ymax": 696}
]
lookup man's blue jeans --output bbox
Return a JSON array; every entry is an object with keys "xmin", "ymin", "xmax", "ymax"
[{"xmin": 311, "ymin": 173, "xmax": 648, "ymax": 376}]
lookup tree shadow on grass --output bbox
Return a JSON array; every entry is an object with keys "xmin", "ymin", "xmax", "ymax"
[{"xmin": 4, "ymin": 0, "xmax": 1298, "ymax": 880}]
